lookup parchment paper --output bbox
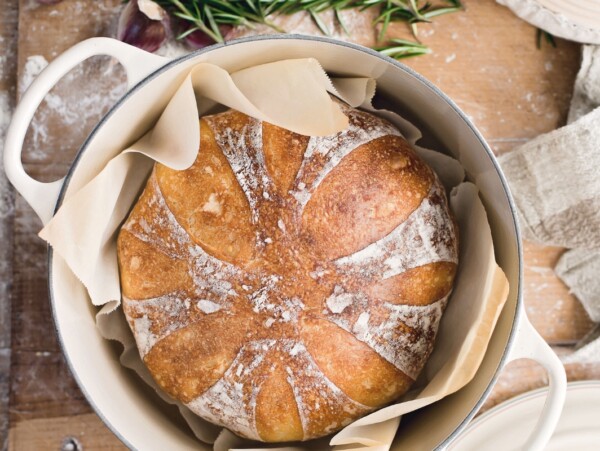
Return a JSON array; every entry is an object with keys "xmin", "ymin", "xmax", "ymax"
[{"xmin": 38, "ymin": 57, "xmax": 509, "ymax": 451}]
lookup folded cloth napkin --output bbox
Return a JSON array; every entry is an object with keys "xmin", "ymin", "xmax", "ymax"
[
  {"xmin": 496, "ymin": 0, "xmax": 600, "ymax": 44},
  {"xmin": 498, "ymin": 45, "xmax": 600, "ymax": 364}
]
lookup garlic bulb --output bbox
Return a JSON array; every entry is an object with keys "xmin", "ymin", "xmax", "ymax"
[
  {"xmin": 117, "ymin": 0, "xmax": 170, "ymax": 53},
  {"xmin": 184, "ymin": 24, "xmax": 232, "ymax": 49}
]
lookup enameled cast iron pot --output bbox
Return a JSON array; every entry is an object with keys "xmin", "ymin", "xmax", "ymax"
[{"xmin": 4, "ymin": 35, "xmax": 567, "ymax": 450}]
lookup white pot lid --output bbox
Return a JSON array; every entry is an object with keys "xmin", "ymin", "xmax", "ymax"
[
  {"xmin": 497, "ymin": 0, "xmax": 600, "ymax": 44},
  {"xmin": 448, "ymin": 380, "xmax": 600, "ymax": 450}
]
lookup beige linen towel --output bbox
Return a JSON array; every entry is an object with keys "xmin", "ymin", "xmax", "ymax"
[{"xmin": 499, "ymin": 45, "xmax": 600, "ymax": 364}]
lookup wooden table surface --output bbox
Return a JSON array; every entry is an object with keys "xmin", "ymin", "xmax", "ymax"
[{"xmin": 2, "ymin": 0, "xmax": 600, "ymax": 449}]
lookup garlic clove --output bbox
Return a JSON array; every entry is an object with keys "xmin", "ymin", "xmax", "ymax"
[
  {"xmin": 184, "ymin": 28, "xmax": 217, "ymax": 50},
  {"xmin": 137, "ymin": 0, "xmax": 167, "ymax": 21},
  {"xmin": 117, "ymin": 0, "xmax": 170, "ymax": 53},
  {"xmin": 179, "ymin": 21, "xmax": 232, "ymax": 50}
]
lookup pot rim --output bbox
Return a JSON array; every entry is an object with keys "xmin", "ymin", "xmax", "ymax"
[{"xmin": 46, "ymin": 33, "xmax": 524, "ymax": 450}]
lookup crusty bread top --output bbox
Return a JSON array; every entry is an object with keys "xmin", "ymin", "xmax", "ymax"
[{"xmin": 117, "ymin": 104, "xmax": 458, "ymax": 442}]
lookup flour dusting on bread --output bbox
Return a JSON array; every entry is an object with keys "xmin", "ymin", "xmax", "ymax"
[{"xmin": 117, "ymin": 106, "xmax": 459, "ymax": 442}]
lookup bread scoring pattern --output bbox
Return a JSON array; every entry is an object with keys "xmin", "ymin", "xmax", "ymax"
[{"xmin": 117, "ymin": 104, "xmax": 458, "ymax": 442}]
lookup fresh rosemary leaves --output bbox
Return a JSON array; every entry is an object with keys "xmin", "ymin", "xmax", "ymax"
[
  {"xmin": 154, "ymin": 0, "xmax": 464, "ymax": 59},
  {"xmin": 536, "ymin": 28, "xmax": 557, "ymax": 49}
]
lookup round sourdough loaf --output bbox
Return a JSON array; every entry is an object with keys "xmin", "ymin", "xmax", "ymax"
[{"xmin": 117, "ymin": 103, "xmax": 459, "ymax": 442}]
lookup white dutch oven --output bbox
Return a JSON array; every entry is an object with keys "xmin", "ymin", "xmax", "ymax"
[{"xmin": 4, "ymin": 36, "xmax": 566, "ymax": 450}]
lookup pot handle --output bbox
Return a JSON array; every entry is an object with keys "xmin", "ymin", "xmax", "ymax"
[
  {"xmin": 3, "ymin": 37, "xmax": 167, "ymax": 225},
  {"xmin": 504, "ymin": 316, "xmax": 567, "ymax": 451}
]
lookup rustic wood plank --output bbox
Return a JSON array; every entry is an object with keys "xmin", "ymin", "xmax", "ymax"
[
  {"xmin": 0, "ymin": 0, "xmax": 18, "ymax": 352},
  {"xmin": 8, "ymin": 413, "xmax": 126, "ymax": 450},
  {"xmin": 10, "ymin": 1, "xmax": 125, "ymax": 447},
  {"xmin": 0, "ymin": 349, "xmax": 10, "ymax": 451},
  {"xmin": 398, "ymin": 0, "xmax": 581, "ymax": 156},
  {"xmin": 10, "ymin": 347, "xmax": 91, "ymax": 422},
  {"xmin": 0, "ymin": 0, "xmax": 19, "ymax": 448},
  {"xmin": 523, "ymin": 242, "xmax": 595, "ymax": 344}
]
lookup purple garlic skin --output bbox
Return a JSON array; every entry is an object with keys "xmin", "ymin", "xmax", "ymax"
[
  {"xmin": 184, "ymin": 24, "xmax": 233, "ymax": 49},
  {"xmin": 117, "ymin": 0, "xmax": 170, "ymax": 53}
]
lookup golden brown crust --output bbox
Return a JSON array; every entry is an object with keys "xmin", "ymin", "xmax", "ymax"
[
  {"xmin": 263, "ymin": 122, "xmax": 310, "ymax": 197},
  {"xmin": 155, "ymin": 118, "xmax": 255, "ymax": 265},
  {"xmin": 367, "ymin": 262, "xmax": 457, "ymax": 306},
  {"xmin": 143, "ymin": 316, "xmax": 250, "ymax": 403},
  {"xmin": 117, "ymin": 106, "xmax": 458, "ymax": 442},
  {"xmin": 255, "ymin": 363, "xmax": 304, "ymax": 441},
  {"xmin": 118, "ymin": 230, "xmax": 192, "ymax": 299},
  {"xmin": 300, "ymin": 316, "xmax": 413, "ymax": 407},
  {"xmin": 302, "ymin": 135, "xmax": 433, "ymax": 260}
]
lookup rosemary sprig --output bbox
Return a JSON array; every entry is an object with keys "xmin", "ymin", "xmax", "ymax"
[
  {"xmin": 153, "ymin": 0, "xmax": 464, "ymax": 59},
  {"xmin": 375, "ymin": 38, "xmax": 432, "ymax": 59},
  {"xmin": 374, "ymin": 0, "xmax": 462, "ymax": 41},
  {"xmin": 536, "ymin": 28, "xmax": 556, "ymax": 49}
]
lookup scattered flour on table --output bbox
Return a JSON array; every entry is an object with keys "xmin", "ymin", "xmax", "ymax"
[
  {"xmin": 0, "ymin": 92, "xmax": 12, "ymax": 147},
  {"xmin": 20, "ymin": 55, "xmax": 49, "ymax": 95},
  {"xmin": 0, "ymin": 55, "xmax": 12, "ymax": 80},
  {"xmin": 0, "ymin": 91, "xmax": 14, "ymax": 227},
  {"xmin": 19, "ymin": 54, "xmax": 127, "ymax": 161},
  {"xmin": 155, "ymin": 39, "xmax": 190, "ymax": 60},
  {"xmin": 0, "ymin": 90, "xmax": 14, "ymax": 318},
  {"xmin": 421, "ymin": 28, "xmax": 436, "ymax": 38}
]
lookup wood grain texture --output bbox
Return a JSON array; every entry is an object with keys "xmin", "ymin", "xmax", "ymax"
[
  {"xmin": 397, "ymin": 0, "xmax": 581, "ymax": 156},
  {"xmin": 523, "ymin": 242, "xmax": 595, "ymax": 345},
  {"xmin": 5, "ymin": 0, "xmax": 600, "ymax": 448},
  {"xmin": 0, "ymin": 1, "xmax": 19, "ymax": 449},
  {"xmin": 8, "ymin": 0, "xmax": 125, "ymax": 448},
  {"xmin": 8, "ymin": 413, "xmax": 125, "ymax": 451}
]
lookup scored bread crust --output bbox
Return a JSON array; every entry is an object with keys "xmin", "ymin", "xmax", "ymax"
[{"xmin": 117, "ymin": 104, "xmax": 458, "ymax": 442}]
